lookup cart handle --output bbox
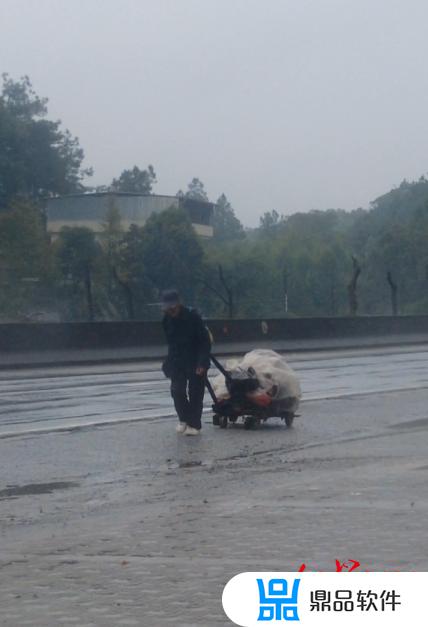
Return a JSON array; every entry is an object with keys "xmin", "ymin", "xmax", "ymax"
[
  {"xmin": 205, "ymin": 376, "xmax": 218, "ymax": 403},
  {"xmin": 210, "ymin": 354, "xmax": 232, "ymax": 382}
]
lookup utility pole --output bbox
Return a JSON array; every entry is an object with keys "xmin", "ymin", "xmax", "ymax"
[{"xmin": 283, "ymin": 267, "xmax": 289, "ymax": 314}]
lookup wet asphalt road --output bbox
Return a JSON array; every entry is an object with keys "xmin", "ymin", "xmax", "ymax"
[
  {"xmin": 1, "ymin": 344, "xmax": 428, "ymax": 438},
  {"xmin": 0, "ymin": 345, "xmax": 428, "ymax": 491},
  {"xmin": 0, "ymin": 344, "xmax": 427, "ymax": 530},
  {"xmin": 1, "ymin": 345, "xmax": 428, "ymax": 625}
]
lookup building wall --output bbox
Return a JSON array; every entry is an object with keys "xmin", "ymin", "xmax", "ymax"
[
  {"xmin": 46, "ymin": 193, "xmax": 213, "ymax": 237},
  {"xmin": 193, "ymin": 224, "xmax": 213, "ymax": 237}
]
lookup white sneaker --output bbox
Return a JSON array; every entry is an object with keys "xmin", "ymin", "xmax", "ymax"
[
  {"xmin": 176, "ymin": 422, "xmax": 187, "ymax": 434},
  {"xmin": 184, "ymin": 426, "xmax": 201, "ymax": 436}
]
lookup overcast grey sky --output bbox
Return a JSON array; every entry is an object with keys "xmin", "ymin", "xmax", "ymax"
[{"xmin": 1, "ymin": 0, "xmax": 428, "ymax": 225}]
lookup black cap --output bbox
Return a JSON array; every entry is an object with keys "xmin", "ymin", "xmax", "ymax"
[{"xmin": 161, "ymin": 289, "xmax": 180, "ymax": 310}]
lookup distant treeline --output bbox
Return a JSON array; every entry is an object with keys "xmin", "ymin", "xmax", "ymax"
[{"xmin": 1, "ymin": 75, "xmax": 428, "ymax": 321}]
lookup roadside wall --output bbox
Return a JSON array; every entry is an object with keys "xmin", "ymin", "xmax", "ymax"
[{"xmin": 0, "ymin": 316, "xmax": 427, "ymax": 353}]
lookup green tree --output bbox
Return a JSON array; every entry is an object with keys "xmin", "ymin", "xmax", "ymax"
[
  {"xmin": 0, "ymin": 200, "xmax": 49, "ymax": 279},
  {"xmin": 140, "ymin": 207, "xmax": 204, "ymax": 303},
  {"xmin": 259, "ymin": 209, "xmax": 284, "ymax": 232},
  {"xmin": 117, "ymin": 224, "xmax": 154, "ymax": 318},
  {"xmin": 110, "ymin": 165, "xmax": 156, "ymax": 194},
  {"xmin": 346, "ymin": 180, "xmax": 428, "ymax": 314},
  {"xmin": 98, "ymin": 204, "xmax": 155, "ymax": 319},
  {"xmin": 56, "ymin": 227, "xmax": 100, "ymax": 321},
  {"xmin": 212, "ymin": 193, "xmax": 245, "ymax": 241},
  {"xmin": 200, "ymin": 239, "xmax": 281, "ymax": 318},
  {"xmin": 182, "ymin": 177, "xmax": 209, "ymax": 201},
  {"xmin": 0, "ymin": 199, "xmax": 51, "ymax": 318},
  {"xmin": 97, "ymin": 199, "xmax": 130, "ymax": 318},
  {"xmin": 0, "ymin": 74, "xmax": 90, "ymax": 208}
]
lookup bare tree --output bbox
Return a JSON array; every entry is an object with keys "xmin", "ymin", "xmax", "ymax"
[
  {"xmin": 112, "ymin": 266, "xmax": 135, "ymax": 320},
  {"xmin": 329, "ymin": 275, "xmax": 337, "ymax": 316},
  {"xmin": 386, "ymin": 271, "xmax": 398, "ymax": 316},
  {"xmin": 84, "ymin": 265, "xmax": 95, "ymax": 322},
  {"xmin": 200, "ymin": 264, "xmax": 234, "ymax": 318},
  {"xmin": 218, "ymin": 264, "xmax": 234, "ymax": 318},
  {"xmin": 347, "ymin": 256, "xmax": 361, "ymax": 316}
]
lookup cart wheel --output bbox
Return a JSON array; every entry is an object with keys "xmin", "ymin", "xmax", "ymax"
[
  {"xmin": 219, "ymin": 415, "xmax": 228, "ymax": 429},
  {"xmin": 212, "ymin": 414, "xmax": 220, "ymax": 426},
  {"xmin": 284, "ymin": 413, "xmax": 295, "ymax": 428},
  {"xmin": 244, "ymin": 416, "xmax": 255, "ymax": 430}
]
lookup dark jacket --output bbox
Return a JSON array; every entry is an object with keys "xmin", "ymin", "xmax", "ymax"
[{"xmin": 162, "ymin": 307, "xmax": 211, "ymax": 377}]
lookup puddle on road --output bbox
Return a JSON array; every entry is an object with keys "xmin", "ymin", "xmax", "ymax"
[
  {"xmin": 413, "ymin": 465, "xmax": 428, "ymax": 471},
  {"xmin": 178, "ymin": 460, "xmax": 203, "ymax": 469},
  {"xmin": 0, "ymin": 481, "xmax": 79, "ymax": 500},
  {"xmin": 389, "ymin": 417, "xmax": 428, "ymax": 430},
  {"xmin": 164, "ymin": 459, "xmax": 212, "ymax": 470}
]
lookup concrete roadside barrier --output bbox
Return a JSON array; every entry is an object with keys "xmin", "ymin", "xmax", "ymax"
[{"xmin": 1, "ymin": 315, "xmax": 428, "ymax": 368}]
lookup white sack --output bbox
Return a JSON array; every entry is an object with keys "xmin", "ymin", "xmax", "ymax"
[{"xmin": 212, "ymin": 349, "xmax": 301, "ymax": 410}]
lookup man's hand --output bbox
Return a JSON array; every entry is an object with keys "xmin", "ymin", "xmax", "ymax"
[{"xmin": 195, "ymin": 367, "xmax": 206, "ymax": 376}]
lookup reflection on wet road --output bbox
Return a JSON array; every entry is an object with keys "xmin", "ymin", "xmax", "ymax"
[{"xmin": 0, "ymin": 345, "xmax": 427, "ymax": 437}]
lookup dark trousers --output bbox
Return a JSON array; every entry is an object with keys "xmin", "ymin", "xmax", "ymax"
[{"xmin": 170, "ymin": 370, "xmax": 205, "ymax": 430}]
